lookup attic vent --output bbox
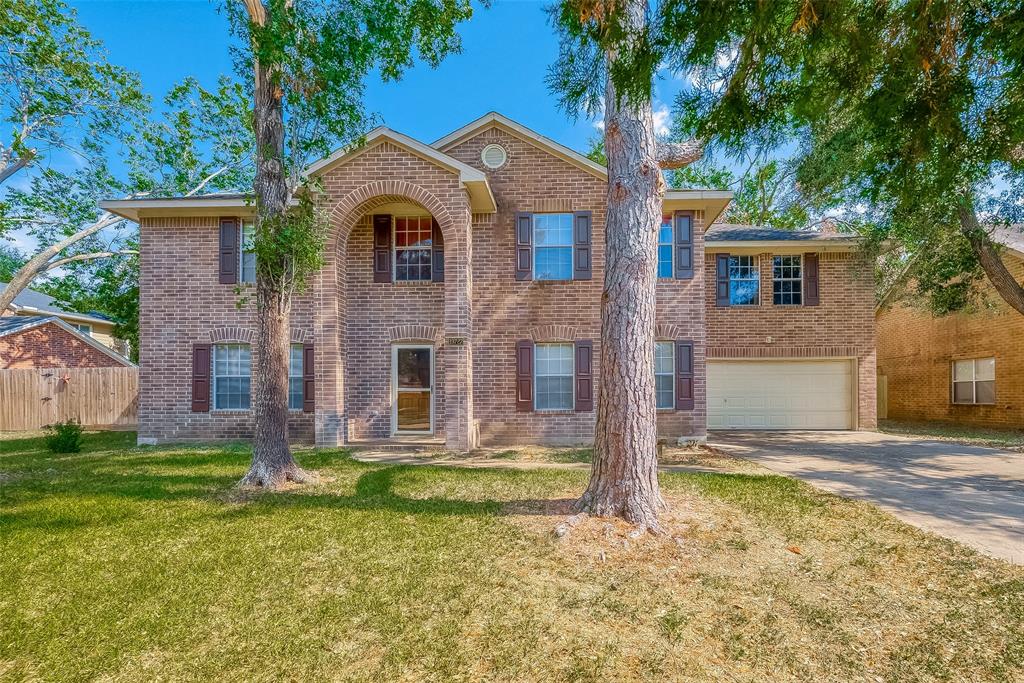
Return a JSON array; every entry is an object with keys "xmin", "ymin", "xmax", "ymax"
[{"xmin": 481, "ymin": 144, "xmax": 507, "ymax": 170}]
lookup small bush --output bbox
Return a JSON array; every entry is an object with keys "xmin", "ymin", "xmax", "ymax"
[{"xmin": 45, "ymin": 419, "xmax": 83, "ymax": 453}]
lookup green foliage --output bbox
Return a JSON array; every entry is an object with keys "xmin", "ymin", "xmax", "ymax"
[
  {"xmin": 44, "ymin": 419, "xmax": 82, "ymax": 453},
  {"xmin": 251, "ymin": 195, "xmax": 326, "ymax": 295},
  {"xmin": 0, "ymin": 243, "xmax": 26, "ymax": 281},
  {"xmin": 584, "ymin": 135, "xmax": 606, "ymax": 165}
]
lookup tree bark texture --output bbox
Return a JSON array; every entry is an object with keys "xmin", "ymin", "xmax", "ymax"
[
  {"xmin": 958, "ymin": 202, "xmax": 1024, "ymax": 317},
  {"xmin": 575, "ymin": 0, "xmax": 666, "ymax": 530},
  {"xmin": 239, "ymin": 54, "xmax": 312, "ymax": 488}
]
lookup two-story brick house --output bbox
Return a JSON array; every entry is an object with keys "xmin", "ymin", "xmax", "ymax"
[{"xmin": 101, "ymin": 112, "xmax": 876, "ymax": 449}]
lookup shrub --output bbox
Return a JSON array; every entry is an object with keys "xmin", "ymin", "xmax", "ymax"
[{"xmin": 45, "ymin": 419, "xmax": 83, "ymax": 453}]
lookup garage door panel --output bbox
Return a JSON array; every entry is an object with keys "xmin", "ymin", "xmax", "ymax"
[{"xmin": 708, "ymin": 360, "xmax": 853, "ymax": 430}]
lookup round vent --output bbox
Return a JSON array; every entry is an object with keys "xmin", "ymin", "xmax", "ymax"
[{"xmin": 481, "ymin": 144, "xmax": 508, "ymax": 169}]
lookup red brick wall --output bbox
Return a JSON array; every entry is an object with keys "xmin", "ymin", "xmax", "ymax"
[
  {"xmin": 704, "ymin": 251, "xmax": 878, "ymax": 429},
  {"xmin": 0, "ymin": 322, "xmax": 122, "ymax": 368},
  {"xmin": 876, "ymin": 255, "xmax": 1024, "ymax": 428}
]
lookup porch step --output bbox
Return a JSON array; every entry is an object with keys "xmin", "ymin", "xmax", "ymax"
[{"xmin": 348, "ymin": 437, "xmax": 446, "ymax": 453}]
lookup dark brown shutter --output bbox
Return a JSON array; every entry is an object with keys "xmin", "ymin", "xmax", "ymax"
[
  {"xmin": 574, "ymin": 339, "xmax": 594, "ymax": 411},
  {"xmin": 573, "ymin": 211, "xmax": 593, "ymax": 280},
  {"xmin": 515, "ymin": 212, "xmax": 533, "ymax": 281},
  {"xmin": 218, "ymin": 218, "xmax": 239, "ymax": 284},
  {"xmin": 431, "ymin": 218, "xmax": 445, "ymax": 282},
  {"xmin": 675, "ymin": 340, "xmax": 695, "ymax": 411},
  {"xmin": 191, "ymin": 343, "xmax": 211, "ymax": 412},
  {"xmin": 373, "ymin": 215, "xmax": 392, "ymax": 283},
  {"xmin": 302, "ymin": 343, "xmax": 315, "ymax": 412},
  {"xmin": 803, "ymin": 252, "xmax": 820, "ymax": 306},
  {"xmin": 515, "ymin": 339, "xmax": 534, "ymax": 412},
  {"xmin": 715, "ymin": 254, "xmax": 731, "ymax": 307},
  {"xmin": 674, "ymin": 211, "xmax": 694, "ymax": 279}
]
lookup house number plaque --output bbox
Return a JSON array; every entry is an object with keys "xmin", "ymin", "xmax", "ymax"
[{"xmin": 445, "ymin": 336, "xmax": 466, "ymax": 346}]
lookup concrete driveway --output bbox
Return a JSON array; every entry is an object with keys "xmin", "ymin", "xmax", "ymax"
[{"xmin": 711, "ymin": 431, "xmax": 1024, "ymax": 564}]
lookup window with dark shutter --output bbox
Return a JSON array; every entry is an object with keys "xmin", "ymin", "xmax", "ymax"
[
  {"xmin": 574, "ymin": 339, "xmax": 594, "ymax": 411},
  {"xmin": 674, "ymin": 211, "xmax": 694, "ymax": 280},
  {"xmin": 804, "ymin": 253, "xmax": 820, "ymax": 306},
  {"xmin": 191, "ymin": 343, "xmax": 211, "ymax": 412},
  {"xmin": 302, "ymin": 343, "xmax": 315, "ymax": 412},
  {"xmin": 515, "ymin": 339, "xmax": 534, "ymax": 411},
  {"xmin": 218, "ymin": 218, "xmax": 239, "ymax": 284},
  {"xmin": 573, "ymin": 211, "xmax": 592, "ymax": 280},
  {"xmin": 515, "ymin": 212, "xmax": 533, "ymax": 281},
  {"xmin": 373, "ymin": 215, "xmax": 392, "ymax": 282},
  {"xmin": 675, "ymin": 340, "xmax": 695, "ymax": 410},
  {"xmin": 431, "ymin": 219, "xmax": 445, "ymax": 282},
  {"xmin": 715, "ymin": 254, "xmax": 731, "ymax": 306}
]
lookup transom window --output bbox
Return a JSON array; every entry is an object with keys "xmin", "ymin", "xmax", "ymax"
[
  {"xmin": 773, "ymin": 255, "xmax": 802, "ymax": 305},
  {"xmin": 655, "ymin": 341, "xmax": 675, "ymax": 409},
  {"xmin": 394, "ymin": 216, "xmax": 433, "ymax": 282},
  {"xmin": 240, "ymin": 220, "xmax": 256, "ymax": 284},
  {"xmin": 213, "ymin": 344, "xmax": 251, "ymax": 410},
  {"xmin": 288, "ymin": 344, "xmax": 303, "ymax": 410},
  {"xmin": 953, "ymin": 357, "xmax": 995, "ymax": 405},
  {"xmin": 534, "ymin": 213, "xmax": 574, "ymax": 281},
  {"xmin": 657, "ymin": 216, "xmax": 673, "ymax": 278},
  {"xmin": 535, "ymin": 343, "xmax": 574, "ymax": 411},
  {"xmin": 729, "ymin": 255, "xmax": 759, "ymax": 305}
]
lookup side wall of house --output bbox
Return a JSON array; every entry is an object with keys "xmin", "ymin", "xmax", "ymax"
[
  {"xmin": 705, "ymin": 250, "xmax": 877, "ymax": 429},
  {"xmin": 876, "ymin": 255, "xmax": 1024, "ymax": 428},
  {"xmin": 0, "ymin": 322, "xmax": 123, "ymax": 368}
]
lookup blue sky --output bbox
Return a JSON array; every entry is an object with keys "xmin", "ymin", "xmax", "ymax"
[{"xmin": 69, "ymin": 0, "xmax": 683, "ymax": 154}]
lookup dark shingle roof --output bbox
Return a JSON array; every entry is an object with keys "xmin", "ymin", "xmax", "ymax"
[
  {"xmin": 705, "ymin": 223, "xmax": 859, "ymax": 243},
  {"xmin": 0, "ymin": 315, "xmax": 56, "ymax": 337},
  {"xmin": 0, "ymin": 282, "xmax": 108, "ymax": 323}
]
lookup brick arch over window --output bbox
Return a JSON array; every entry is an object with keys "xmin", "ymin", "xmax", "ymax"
[
  {"xmin": 655, "ymin": 323, "xmax": 682, "ymax": 340},
  {"xmin": 389, "ymin": 325, "xmax": 442, "ymax": 344},
  {"xmin": 529, "ymin": 325, "xmax": 579, "ymax": 342},
  {"xmin": 207, "ymin": 327, "xmax": 310, "ymax": 344},
  {"xmin": 326, "ymin": 181, "xmax": 455, "ymax": 252}
]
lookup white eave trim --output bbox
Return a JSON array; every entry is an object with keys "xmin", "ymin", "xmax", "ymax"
[
  {"xmin": 0, "ymin": 316, "xmax": 135, "ymax": 367},
  {"xmin": 432, "ymin": 112, "xmax": 609, "ymax": 181},
  {"xmin": 9, "ymin": 305, "xmax": 112, "ymax": 326},
  {"xmin": 664, "ymin": 190, "xmax": 734, "ymax": 201},
  {"xmin": 705, "ymin": 239, "xmax": 860, "ymax": 250},
  {"xmin": 99, "ymin": 197, "xmax": 269, "ymax": 222}
]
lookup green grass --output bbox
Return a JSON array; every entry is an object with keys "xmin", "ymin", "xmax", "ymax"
[
  {"xmin": 1, "ymin": 432, "xmax": 1022, "ymax": 682},
  {"xmin": 879, "ymin": 419, "xmax": 1024, "ymax": 450}
]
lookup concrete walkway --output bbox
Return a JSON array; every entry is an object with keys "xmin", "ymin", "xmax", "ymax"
[{"xmin": 712, "ymin": 431, "xmax": 1024, "ymax": 564}]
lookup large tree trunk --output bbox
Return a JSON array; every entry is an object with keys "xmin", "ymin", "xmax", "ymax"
[
  {"xmin": 575, "ymin": 0, "xmax": 665, "ymax": 530},
  {"xmin": 239, "ymin": 57, "xmax": 313, "ymax": 488},
  {"xmin": 958, "ymin": 202, "xmax": 1024, "ymax": 316}
]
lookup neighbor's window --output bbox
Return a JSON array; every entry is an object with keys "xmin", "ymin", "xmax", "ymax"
[
  {"xmin": 773, "ymin": 255, "xmax": 802, "ymax": 305},
  {"xmin": 288, "ymin": 344, "xmax": 303, "ymax": 410},
  {"xmin": 729, "ymin": 255, "xmax": 759, "ymax": 305},
  {"xmin": 657, "ymin": 216, "xmax": 673, "ymax": 278},
  {"xmin": 534, "ymin": 213, "xmax": 573, "ymax": 281},
  {"xmin": 394, "ymin": 216, "xmax": 433, "ymax": 282},
  {"xmin": 72, "ymin": 323, "xmax": 92, "ymax": 336},
  {"xmin": 240, "ymin": 220, "xmax": 256, "ymax": 284},
  {"xmin": 952, "ymin": 357, "xmax": 995, "ymax": 405},
  {"xmin": 213, "ymin": 343, "xmax": 251, "ymax": 410},
  {"xmin": 655, "ymin": 341, "xmax": 675, "ymax": 409},
  {"xmin": 535, "ymin": 343, "xmax": 574, "ymax": 410}
]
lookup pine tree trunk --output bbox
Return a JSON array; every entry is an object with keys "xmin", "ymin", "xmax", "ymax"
[
  {"xmin": 575, "ymin": 0, "xmax": 665, "ymax": 530},
  {"xmin": 239, "ymin": 58, "xmax": 314, "ymax": 489}
]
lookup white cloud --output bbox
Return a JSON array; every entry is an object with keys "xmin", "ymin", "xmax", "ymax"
[
  {"xmin": 592, "ymin": 118, "xmax": 605, "ymax": 131},
  {"xmin": 652, "ymin": 103, "xmax": 670, "ymax": 138}
]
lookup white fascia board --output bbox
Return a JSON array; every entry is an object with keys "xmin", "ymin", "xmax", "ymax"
[
  {"xmin": 10, "ymin": 305, "xmax": 112, "ymax": 326},
  {"xmin": 99, "ymin": 197, "xmax": 264, "ymax": 222}
]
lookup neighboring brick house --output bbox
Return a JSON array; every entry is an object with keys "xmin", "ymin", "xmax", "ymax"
[
  {"xmin": 876, "ymin": 227, "xmax": 1024, "ymax": 429},
  {"xmin": 1, "ymin": 282, "xmax": 127, "ymax": 355},
  {"xmin": 101, "ymin": 112, "xmax": 875, "ymax": 448},
  {"xmin": 0, "ymin": 316, "xmax": 134, "ymax": 369}
]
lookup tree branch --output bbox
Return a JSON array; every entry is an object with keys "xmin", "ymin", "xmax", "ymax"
[
  {"xmin": 45, "ymin": 249, "xmax": 138, "ymax": 271},
  {"xmin": 656, "ymin": 139, "xmax": 704, "ymax": 169},
  {"xmin": 0, "ymin": 153, "xmax": 33, "ymax": 186},
  {"xmin": 958, "ymin": 201, "xmax": 1024, "ymax": 316},
  {"xmin": 185, "ymin": 165, "xmax": 231, "ymax": 196}
]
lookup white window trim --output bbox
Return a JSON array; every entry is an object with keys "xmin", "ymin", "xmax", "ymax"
[
  {"xmin": 240, "ymin": 220, "xmax": 256, "ymax": 284},
  {"xmin": 391, "ymin": 344, "xmax": 435, "ymax": 435},
  {"xmin": 951, "ymin": 357, "xmax": 996, "ymax": 405},
  {"xmin": 772, "ymin": 254, "xmax": 803, "ymax": 306},
  {"xmin": 73, "ymin": 323, "xmax": 93, "ymax": 336},
  {"xmin": 212, "ymin": 343, "xmax": 252, "ymax": 412},
  {"xmin": 288, "ymin": 343, "xmax": 304, "ymax": 412},
  {"xmin": 729, "ymin": 254, "xmax": 761, "ymax": 306},
  {"xmin": 392, "ymin": 214, "xmax": 434, "ymax": 283},
  {"xmin": 532, "ymin": 213, "xmax": 574, "ymax": 282},
  {"xmin": 534, "ymin": 342, "xmax": 575, "ymax": 412},
  {"xmin": 655, "ymin": 341, "xmax": 675, "ymax": 410},
  {"xmin": 657, "ymin": 216, "xmax": 673, "ymax": 279}
]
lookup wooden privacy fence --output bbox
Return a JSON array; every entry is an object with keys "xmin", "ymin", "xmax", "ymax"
[{"xmin": 0, "ymin": 367, "xmax": 138, "ymax": 431}]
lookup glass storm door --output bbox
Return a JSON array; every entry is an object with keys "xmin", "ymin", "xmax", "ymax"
[{"xmin": 393, "ymin": 346, "xmax": 433, "ymax": 433}]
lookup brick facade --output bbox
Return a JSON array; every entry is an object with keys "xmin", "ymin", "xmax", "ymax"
[
  {"xmin": 876, "ymin": 255, "xmax": 1024, "ymax": 428},
  {"xmin": 0, "ymin": 322, "xmax": 125, "ymax": 369}
]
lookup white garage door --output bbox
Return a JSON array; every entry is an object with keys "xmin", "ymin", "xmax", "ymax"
[{"xmin": 708, "ymin": 360, "xmax": 853, "ymax": 430}]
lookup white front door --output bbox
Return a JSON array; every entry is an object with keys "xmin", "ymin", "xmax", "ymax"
[
  {"xmin": 708, "ymin": 360, "xmax": 854, "ymax": 430},
  {"xmin": 392, "ymin": 345, "xmax": 434, "ymax": 434}
]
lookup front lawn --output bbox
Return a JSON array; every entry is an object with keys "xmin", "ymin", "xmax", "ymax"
[
  {"xmin": 879, "ymin": 419, "xmax": 1024, "ymax": 451},
  {"xmin": 1, "ymin": 432, "xmax": 1022, "ymax": 682}
]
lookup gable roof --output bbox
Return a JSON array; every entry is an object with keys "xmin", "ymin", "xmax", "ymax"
[
  {"xmin": 432, "ymin": 111, "xmax": 609, "ymax": 181},
  {"xmin": 1, "ymin": 282, "xmax": 112, "ymax": 326},
  {"xmin": 305, "ymin": 126, "xmax": 496, "ymax": 213},
  {"xmin": 0, "ymin": 315, "xmax": 135, "ymax": 366}
]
